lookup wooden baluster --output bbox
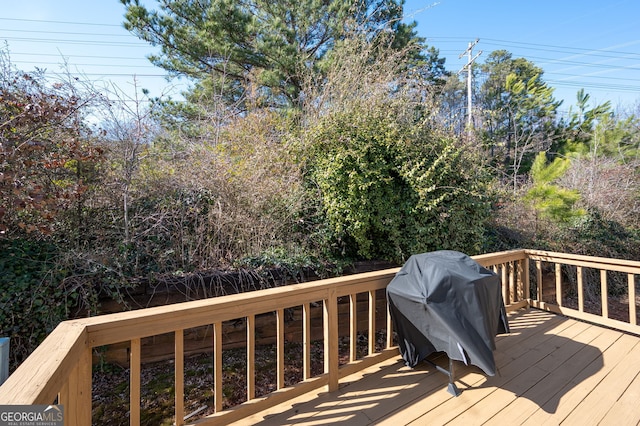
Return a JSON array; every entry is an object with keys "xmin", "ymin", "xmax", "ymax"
[
  {"xmin": 368, "ymin": 290, "xmax": 376, "ymax": 355},
  {"xmin": 247, "ymin": 315, "xmax": 255, "ymax": 400},
  {"xmin": 130, "ymin": 339, "xmax": 141, "ymax": 426},
  {"xmin": 536, "ymin": 260, "xmax": 543, "ymax": 302},
  {"xmin": 349, "ymin": 294, "xmax": 357, "ymax": 362},
  {"xmin": 601, "ymin": 270, "xmax": 608, "ymax": 318},
  {"xmin": 277, "ymin": 308, "xmax": 285, "ymax": 390},
  {"xmin": 509, "ymin": 262, "xmax": 516, "ymax": 304},
  {"xmin": 386, "ymin": 298, "xmax": 394, "ymax": 349},
  {"xmin": 175, "ymin": 330, "xmax": 184, "ymax": 426},
  {"xmin": 577, "ymin": 266, "xmax": 584, "ymax": 312},
  {"xmin": 213, "ymin": 322, "xmax": 222, "ymax": 412},
  {"xmin": 502, "ymin": 264, "xmax": 508, "ymax": 306},
  {"xmin": 555, "ymin": 263, "xmax": 562, "ymax": 306},
  {"xmin": 302, "ymin": 303, "xmax": 311, "ymax": 380},
  {"xmin": 629, "ymin": 274, "xmax": 637, "ymax": 326},
  {"xmin": 523, "ymin": 258, "xmax": 530, "ymax": 302}
]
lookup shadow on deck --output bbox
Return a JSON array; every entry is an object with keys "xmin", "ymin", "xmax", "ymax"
[{"xmin": 235, "ymin": 309, "xmax": 640, "ymax": 425}]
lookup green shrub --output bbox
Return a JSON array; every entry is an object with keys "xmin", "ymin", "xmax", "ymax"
[
  {"xmin": 0, "ymin": 239, "xmax": 72, "ymax": 369},
  {"xmin": 304, "ymin": 99, "xmax": 493, "ymax": 263}
]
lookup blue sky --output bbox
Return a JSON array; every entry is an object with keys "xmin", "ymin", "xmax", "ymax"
[
  {"xmin": 2, "ymin": 0, "xmax": 639, "ymax": 113},
  {"xmin": 405, "ymin": 0, "xmax": 640, "ymax": 112}
]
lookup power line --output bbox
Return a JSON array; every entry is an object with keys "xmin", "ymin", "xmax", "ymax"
[
  {"xmin": 8, "ymin": 52, "xmax": 149, "ymax": 61},
  {"xmin": 11, "ymin": 60, "xmax": 158, "ymax": 69},
  {"xmin": 524, "ymin": 56, "xmax": 640, "ymax": 71},
  {"xmin": 1, "ymin": 28, "xmax": 133, "ymax": 38},
  {"xmin": 2, "ymin": 15, "xmax": 639, "ymax": 102},
  {"xmin": 0, "ymin": 16, "xmax": 121, "ymax": 27},
  {"xmin": 2, "ymin": 36, "xmax": 146, "ymax": 47},
  {"xmin": 544, "ymin": 71, "xmax": 640, "ymax": 83},
  {"xmin": 481, "ymin": 38, "xmax": 640, "ymax": 58},
  {"xmin": 429, "ymin": 36, "xmax": 640, "ymax": 58},
  {"xmin": 546, "ymin": 80, "xmax": 640, "ymax": 92}
]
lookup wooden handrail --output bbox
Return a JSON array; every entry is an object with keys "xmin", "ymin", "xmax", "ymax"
[
  {"xmin": 525, "ymin": 249, "xmax": 640, "ymax": 335},
  {"xmin": 2, "ymin": 249, "xmax": 638, "ymax": 425},
  {"xmin": 0, "ymin": 321, "xmax": 88, "ymax": 404},
  {"xmin": 526, "ymin": 249, "xmax": 640, "ymax": 274}
]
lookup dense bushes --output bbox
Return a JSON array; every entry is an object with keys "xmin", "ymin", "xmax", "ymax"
[
  {"xmin": 304, "ymin": 97, "xmax": 493, "ymax": 263},
  {"xmin": 0, "ymin": 240, "xmax": 71, "ymax": 367}
]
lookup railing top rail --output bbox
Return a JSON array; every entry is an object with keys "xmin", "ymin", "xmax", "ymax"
[
  {"xmin": 525, "ymin": 249, "xmax": 640, "ymax": 273},
  {"xmin": 0, "ymin": 321, "xmax": 87, "ymax": 404},
  {"xmin": 80, "ymin": 268, "xmax": 400, "ymax": 347},
  {"xmin": 473, "ymin": 249, "xmax": 527, "ymax": 266}
]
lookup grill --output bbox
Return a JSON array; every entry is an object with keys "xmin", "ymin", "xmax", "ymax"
[{"xmin": 386, "ymin": 250, "xmax": 509, "ymax": 395}]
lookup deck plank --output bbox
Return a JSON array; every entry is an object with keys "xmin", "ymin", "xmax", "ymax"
[
  {"xmin": 598, "ymin": 354, "xmax": 640, "ymax": 426},
  {"xmin": 411, "ymin": 316, "xmax": 595, "ymax": 425},
  {"xmin": 483, "ymin": 325, "xmax": 620, "ymax": 425},
  {"xmin": 225, "ymin": 309, "xmax": 640, "ymax": 426},
  {"xmin": 522, "ymin": 332, "xmax": 637, "ymax": 425},
  {"xmin": 561, "ymin": 336, "xmax": 640, "ymax": 425}
]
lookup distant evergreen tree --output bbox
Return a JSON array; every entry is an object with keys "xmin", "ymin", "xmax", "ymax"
[
  {"xmin": 525, "ymin": 152, "xmax": 584, "ymax": 224},
  {"xmin": 121, "ymin": 0, "xmax": 424, "ymax": 110}
]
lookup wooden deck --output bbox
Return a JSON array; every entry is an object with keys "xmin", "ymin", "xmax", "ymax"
[{"xmin": 232, "ymin": 308, "xmax": 640, "ymax": 426}]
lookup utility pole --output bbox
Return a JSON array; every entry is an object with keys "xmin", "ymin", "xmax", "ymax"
[{"xmin": 458, "ymin": 39, "xmax": 482, "ymax": 137}]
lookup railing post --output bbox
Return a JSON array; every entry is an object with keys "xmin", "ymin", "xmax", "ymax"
[
  {"xmin": 59, "ymin": 347, "xmax": 92, "ymax": 426},
  {"xmin": 324, "ymin": 288, "xmax": 339, "ymax": 392}
]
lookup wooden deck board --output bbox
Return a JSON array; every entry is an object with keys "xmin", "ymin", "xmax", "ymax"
[
  {"xmin": 522, "ymin": 332, "xmax": 636, "ymax": 425},
  {"xmin": 483, "ymin": 324, "xmax": 619, "ymax": 425},
  {"xmin": 599, "ymin": 355, "xmax": 640, "ymax": 426},
  {"xmin": 226, "ymin": 309, "xmax": 640, "ymax": 426},
  {"xmin": 561, "ymin": 335, "xmax": 640, "ymax": 425}
]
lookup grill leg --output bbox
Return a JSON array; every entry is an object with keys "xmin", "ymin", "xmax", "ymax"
[
  {"xmin": 446, "ymin": 358, "xmax": 461, "ymax": 396},
  {"xmin": 425, "ymin": 356, "xmax": 461, "ymax": 396}
]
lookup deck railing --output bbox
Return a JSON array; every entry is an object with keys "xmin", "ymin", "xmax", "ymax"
[
  {"xmin": 526, "ymin": 250, "xmax": 640, "ymax": 334},
  {"xmin": 0, "ymin": 249, "xmax": 638, "ymax": 425}
]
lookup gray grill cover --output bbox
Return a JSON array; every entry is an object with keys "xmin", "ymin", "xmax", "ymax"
[{"xmin": 387, "ymin": 251, "xmax": 509, "ymax": 376}]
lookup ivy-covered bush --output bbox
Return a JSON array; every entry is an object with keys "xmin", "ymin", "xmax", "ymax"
[
  {"xmin": 0, "ymin": 239, "xmax": 72, "ymax": 369},
  {"xmin": 304, "ymin": 99, "xmax": 493, "ymax": 263}
]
